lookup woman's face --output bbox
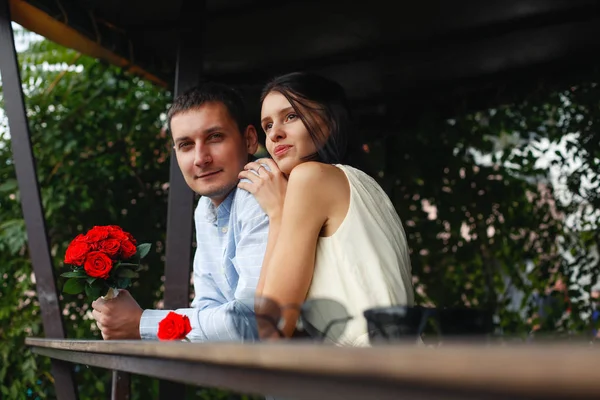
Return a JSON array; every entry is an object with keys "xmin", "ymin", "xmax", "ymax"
[{"xmin": 261, "ymin": 91, "xmax": 327, "ymax": 175}]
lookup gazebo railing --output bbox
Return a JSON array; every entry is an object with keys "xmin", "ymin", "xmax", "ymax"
[{"xmin": 25, "ymin": 338, "xmax": 600, "ymax": 400}]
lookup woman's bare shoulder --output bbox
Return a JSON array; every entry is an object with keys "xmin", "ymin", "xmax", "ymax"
[
  {"xmin": 287, "ymin": 162, "xmax": 349, "ymax": 207},
  {"xmin": 288, "ymin": 162, "xmax": 344, "ymax": 183}
]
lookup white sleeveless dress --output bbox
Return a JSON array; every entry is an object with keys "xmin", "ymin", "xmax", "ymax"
[{"xmin": 303, "ymin": 164, "xmax": 414, "ymax": 346}]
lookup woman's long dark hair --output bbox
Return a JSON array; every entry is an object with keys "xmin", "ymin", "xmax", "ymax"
[{"xmin": 261, "ymin": 72, "xmax": 367, "ymax": 169}]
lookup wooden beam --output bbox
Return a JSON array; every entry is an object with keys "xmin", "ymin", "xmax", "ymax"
[
  {"xmin": 8, "ymin": 0, "xmax": 166, "ymax": 87},
  {"xmin": 0, "ymin": 1, "xmax": 78, "ymax": 399}
]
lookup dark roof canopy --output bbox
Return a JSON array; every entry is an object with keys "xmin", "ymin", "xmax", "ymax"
[{"xmin": 11, "ymin": 0, "xmax": 600, "ymax": 131}]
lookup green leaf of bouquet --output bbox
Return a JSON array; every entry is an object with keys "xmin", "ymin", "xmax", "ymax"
[
  {"xmin": 63, "ymin": 278, "xmax": 85, "ymax": 294},
  {"xmin": 61, "ymin": 270, "xmax": 88, "ymax": 278},
  {"xmin": 86, "ymin": 277, "xmax": 96, "ymax": 284},
  {"xmin": 85, "ymin": 284, "xmax": 103, "ymax": 299},
  {"xmin": 118, "ymin": 263, "xmax": 138, "ymax": 268},
  {"xmin": 135, "ymin": 243, "xmax": 151, "ymax": 259},
  {"xmin": 116, "ymin": 277, "xmax": 131, "ymax": 289},
  {"xmin": 89, "ymin": 279, "xmax": 106, "ymax": 292},
  {"xmin": 116, "ymin": 269, "xmax": 138, "ymax": 278}
]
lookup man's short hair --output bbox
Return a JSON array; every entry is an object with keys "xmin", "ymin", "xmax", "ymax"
[{"xmin": 167, "ymin": 82, "xmax": 249, "ymax": 134}]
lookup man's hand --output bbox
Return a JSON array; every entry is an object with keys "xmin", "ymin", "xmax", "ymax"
[{"xmin": 91, "ymin": 290, "xmax": 143, "ymax": 340}]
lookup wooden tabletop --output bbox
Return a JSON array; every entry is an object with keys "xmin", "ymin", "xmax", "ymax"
[{"xmin": 26, "ymin": 338, "xmax": 600, "ymax": 399}]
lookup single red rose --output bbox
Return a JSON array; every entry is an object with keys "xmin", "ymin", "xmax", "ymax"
[
  {"xmin": 85, "ymin": 226, "xmax": 110, "ymax": 244},
  {"xmin": 64, "ymin": 237, "xmax": 91, "ymax": 266},
  {"xmin": 124, "ymin": 231, "xmax": 137, "ymax": 245},
  {"xmin": 106, "ymin": 225, "xmax": 138, "ymax": 246},
  {"xmin": 83, "ymin": 251, "xmax": 113, "ymax": 279},
  {"xmin": 120, "ymin": 239, "xmax": 137, "ymax": 259},
  {"xmin": 73, "ymin": 234, "xmax": 87, "ymax": 243},
  {"xmin": 157, "ymin": 312, "xmax": 192, "ymax": 341},
  {"xmin": 98, "ymin": 239, "xmax": 121, "ymax": 258},
  {"xmin": 106, "ymin": 226, "xmax": 129, "ymax": 241}
]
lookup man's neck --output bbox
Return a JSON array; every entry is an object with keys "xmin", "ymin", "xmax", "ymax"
[{"xmin": 209, "ymin": 188, "xmax": 236, "ymax": 208}]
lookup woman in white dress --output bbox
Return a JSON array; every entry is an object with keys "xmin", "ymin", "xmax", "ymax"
[{"xmin": 238, "ymin": 72, "xmax": 414, "ymax": 346}]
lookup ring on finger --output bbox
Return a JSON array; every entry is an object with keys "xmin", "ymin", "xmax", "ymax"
[{"xmin": 255, "ymin": 165, "xmax": 265, "ymax": 174}]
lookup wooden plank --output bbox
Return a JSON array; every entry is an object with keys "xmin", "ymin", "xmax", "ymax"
[
  {"xmin": 25, "ymin": 338, "xmax": 600, "ymax": 399},
  {"xmin": 27, "ymin": 346, "xmax": 548, "ymax": 400},
  {"xmin": 0, "ymin": 1, "xmax": 78, "ymax": 399}
]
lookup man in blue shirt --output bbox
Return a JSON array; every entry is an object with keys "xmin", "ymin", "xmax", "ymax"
[{"xmin": 91, "ymin": 82, "xmax": 269, "ymax": 341}]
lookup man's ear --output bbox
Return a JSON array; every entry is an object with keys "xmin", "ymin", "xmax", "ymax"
[{"xmin": 244, "ymin": 125, "xmax": 259, "ymax": 155}]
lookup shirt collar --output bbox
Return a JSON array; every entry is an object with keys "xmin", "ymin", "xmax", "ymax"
[{"xmin": 202, "ymin": 189, "xmax": 236, "ymax": 224}]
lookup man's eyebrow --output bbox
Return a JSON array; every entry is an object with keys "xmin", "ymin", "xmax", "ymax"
[
  {"xmin": 173, "ymin": 136, "xmax": 190, "ymax": 143},
  {"xmin": 204, "ymin": 125, "xmax": 225, "ymax": 134},
  {"xmin": 173, "ymin": 126, "xmax": 226, "ymax": 143},
  {"xmin": 261, "ymin": 107, "xmax": 295, "ymax": 124}
]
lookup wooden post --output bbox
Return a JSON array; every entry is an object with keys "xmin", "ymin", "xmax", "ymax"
[
  {"xmin": 163, "ymin": 0, "xmax": 206, "ymax": 317},
  {"xmin": 0, "ymin": 1, "xmax": 78, "ymax": 399},
  {"xmin": 161, "ymin": 1, "xmax": 206, "ymax": 399},
  {"xmin": 111, "ymin": 371, "xmax": 130, "ymax": 400}
]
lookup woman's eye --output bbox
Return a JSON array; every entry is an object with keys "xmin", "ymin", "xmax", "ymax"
[
  {"xmin": 178, "ymin": 142, "xmax": 192, "ymax": 149},
  {"xmin": 286, "ymin": 113, "xmax": 297, "ymax": 122},
  {"xmin": 264, "ymin": 122, "xmax": 273, "ymax": 131}
]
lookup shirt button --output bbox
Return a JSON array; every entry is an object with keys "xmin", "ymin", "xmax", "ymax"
[{"xmin": 221, "ymin": 227, "xmax": 228, "ymax": 233}]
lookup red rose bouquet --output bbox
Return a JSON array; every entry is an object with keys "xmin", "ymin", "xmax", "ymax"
[
  {"xmin": 61, "ymin": 225, "xmax": 151, "ymax": 299},
  {"xmin": 157, "ymin": 312, "xmax": 192, "ymax": 341}
]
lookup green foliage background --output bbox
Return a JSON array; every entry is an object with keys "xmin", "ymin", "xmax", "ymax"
[
  {"xmin": 1, "ymin": 31, "xmax": 172, "ymax": 399},
  {"xmin": 1, "ymin": 28, "xmax": 599, "ymax": 399}
]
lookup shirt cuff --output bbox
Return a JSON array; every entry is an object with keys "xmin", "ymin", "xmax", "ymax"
[{"xmin": 139, "ymin": 309, "xmax": 170, "ymax": 340}]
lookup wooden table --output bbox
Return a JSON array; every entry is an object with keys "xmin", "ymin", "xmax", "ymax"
[{"xmin": 26, "ymin": 338, "xmax": 600, "ymax": 400}]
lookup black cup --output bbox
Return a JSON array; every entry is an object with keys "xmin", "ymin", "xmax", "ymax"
[
  {"xmin": 364, "ymin": 305, "xmax": 493, "ymax": 344},
  {"xmin": 364, "ymin": 306, "xmax": 436, "ymax": 343},
  {"xmin": 437, "ymin": 307, "xmax": 493, "ymax": 337}
]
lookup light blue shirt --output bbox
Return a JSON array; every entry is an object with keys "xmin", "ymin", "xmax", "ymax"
[{"xmin": 139, "ymin": 187, "xmax": 269, "ymax": 341}]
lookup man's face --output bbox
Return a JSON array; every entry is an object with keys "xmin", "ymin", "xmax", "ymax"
[{"xmin": 171, "ymin": 102, "xmax": 258, "ymax": 206}]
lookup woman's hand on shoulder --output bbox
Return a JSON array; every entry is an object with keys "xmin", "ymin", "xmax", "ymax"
[{"xmin": 238, "ymin": 158, "xmax": 287, "ymax": 220}]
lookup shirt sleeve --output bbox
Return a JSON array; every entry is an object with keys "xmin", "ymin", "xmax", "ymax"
[{"xmin": 139, "ymin": 191, "xmax": 269, "ymax": 341}]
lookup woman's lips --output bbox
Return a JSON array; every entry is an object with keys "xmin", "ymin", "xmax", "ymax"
[{"xmin": 274, "ymin": 145, "xmax": 292, "ymax": 156}]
